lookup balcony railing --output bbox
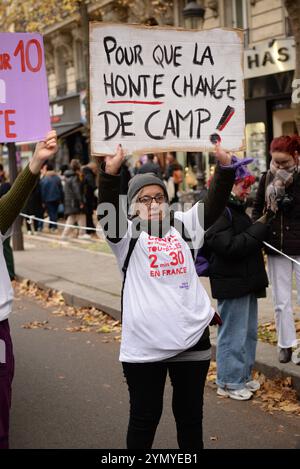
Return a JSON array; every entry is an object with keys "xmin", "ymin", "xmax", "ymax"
[
  {"xmin": 49, "ymin": 79, "xmax": 87, "ymax": 99},
  {"xmin": 57, "ymin": 83, "xmax": 67, "ymax": 97}
]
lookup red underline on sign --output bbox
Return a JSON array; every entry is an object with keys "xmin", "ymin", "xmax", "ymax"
[{"xmin": 107, "ymin": 100, "xmax": 164, "ymax": 105}]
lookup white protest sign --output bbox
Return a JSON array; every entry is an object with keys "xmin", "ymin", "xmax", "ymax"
[{"xmin": 90, "ymin": 23, "xmax": 244, "ymax": 156}]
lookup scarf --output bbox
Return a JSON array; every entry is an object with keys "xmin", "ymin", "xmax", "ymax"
[{"xmin": 265, "ymin": 161, "xmax": 297, "ymax": 212}]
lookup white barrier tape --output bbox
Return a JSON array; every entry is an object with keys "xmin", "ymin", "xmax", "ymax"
[
  {"xmin": 19, "ymin": 214, "xmax": 300, "ymax": 265},
  {"xmin": 263, "ymin": 242, "xmax": 300, "ymax": 266},
  {"xmin": 20, "ymin": 213, "xmax": 103, "ymax": 232}
]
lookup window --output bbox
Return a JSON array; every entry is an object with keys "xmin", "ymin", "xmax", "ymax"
[
  {"xmin": 56, "ymin": 45, "xmax": 68, "ymax": 97},
  {"xmin": 232, "ymin": 0, "xmax": 247, "ymax": 29},
  {"xmin": 224, "ymin": 0, "xmax": 249, "ymax": 45},
  {"xmin": 282, "ymin": 121, "xmax": 298, "ymax": 136},
  {"xmin": 245, "ymin": 122, "xmax": 267, "ymax": 178},
  {"xmin": 285, "ymin": 16, "xmax": 293, "ymax": 37}
]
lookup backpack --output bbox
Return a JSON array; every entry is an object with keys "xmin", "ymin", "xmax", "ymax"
[{"xmin": 195, "ymin": 207, "xmax": 232, "ymax": 277}]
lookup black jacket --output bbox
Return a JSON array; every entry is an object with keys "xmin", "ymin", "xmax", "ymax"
[
  {"xmin": 23, "ymin": 180, "xmax": 44, "ymax": 217},
  {"xmin": 63, "ymin": 170, "xmax": 85, "ymax": 216},
  {"xmin": 205, "ymin": 197, "xmax": 269, "ymax": 299},
  {"xmin": 252, "ymin": 171, "xmax": 300, "ymax": 256},
  {"xmin": 82, "ymin": 166, "xmax": 96, "ymax": 212}
]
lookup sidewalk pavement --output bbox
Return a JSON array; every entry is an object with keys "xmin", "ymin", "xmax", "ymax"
[{"xmin": 14, "ymin": 233, "xmax": 300, "ymax": 397}]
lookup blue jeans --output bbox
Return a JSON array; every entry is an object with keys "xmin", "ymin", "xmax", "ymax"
[
  {"xmin": 216, "ymin": 294, "xmax": 258, "ymax": 390},
  {"xmin": 45, "ymin": 201, "xmax": 59, "ymax": 230}
]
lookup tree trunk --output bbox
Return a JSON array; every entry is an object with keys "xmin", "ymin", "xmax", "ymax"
[
  {"xmin": 78, "ymin": 0, "xmax": 90, "ymax": 154},
  {"xmin": 7, "ymin": 143, "xmax": 24, "ymax": 251},
  {"xmin": 285, "ymin": 0, "xmax": 300, "ymax": 133}
]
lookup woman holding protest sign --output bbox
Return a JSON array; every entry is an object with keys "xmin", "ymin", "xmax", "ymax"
[
  {"xmin": 97, "ymin": 142, "xmax": 240, "ymax": 450},
  {"xmin": 0, "ymin": 130, "xmax": 58, "ymax": 449}
]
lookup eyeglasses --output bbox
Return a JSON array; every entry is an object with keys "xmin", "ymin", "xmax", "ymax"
[{"xmin": 138, "ymin": 194, "xmax": 166, "ymax": 206}]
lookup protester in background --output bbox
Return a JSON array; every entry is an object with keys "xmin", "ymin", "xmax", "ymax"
[
  {"xmin": 61, "ymin": 159, "xmax": 89, "ymax": 240},
  {"xmin": 252, "ymin": 135, "xmax": 300, "ymax": 363},
  {"xmin": 98, "ymin": 143, "xmax": 236, "ymax": 450},
  {"xmin": 137, "ymin": 154, "xmax": 162, "ymax": 178},
  {"xmin": 205, "ymin": 157, "xmax": 273, "ymax": 400},
  {"xmin": 164, "ymin": 152, "xmax": 183, "ymax": 205},
  {"xmin": 57, "ymin": 164, "xmax": 69, "ymax": 220},
  {"xmin": 0, "ymin": 165, "xmax": 7, "ymax": 185},
  {"xmin": 40, "ymin": 162, "xmax": 63, "ymax": 233},
  {"xmin": 0, "ymin": 131, "xmax": 58, "ymax": 449},
  {"xmin": 82, "ymin": 161, "xmax": 98, "ymax": 234},
  {"xmin": 59, "ymin": 164, "xmax": 69, "ymax": 187},
  {"xmin": 133, "ymin": 159, "xmax": 142, "ymax": 176},
  {"xmin": 23, "ymin": 174, "xmax": 44, "ymax": 234},
  {"xmin": 0, "ymin": 166, "xmax": 10, "ymax": 198}
]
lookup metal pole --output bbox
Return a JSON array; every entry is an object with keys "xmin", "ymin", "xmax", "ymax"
[{"xmin": 196, "ymin": 152, "xmax": 205, "ymax": 190}]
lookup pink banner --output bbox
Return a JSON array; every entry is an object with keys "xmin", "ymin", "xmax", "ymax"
[{"xmin": 0, "ymin": 32, "xmax": 50, "ymax": 143}]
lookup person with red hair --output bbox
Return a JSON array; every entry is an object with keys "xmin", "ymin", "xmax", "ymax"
[{"xmin": 252, "ymin": 134, "xmax": 300, "ymax": 363}]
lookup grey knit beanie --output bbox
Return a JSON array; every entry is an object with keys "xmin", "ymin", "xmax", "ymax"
[{"xmin": 127, "ymin": 173, "xmax": 169, "ymax": 205}]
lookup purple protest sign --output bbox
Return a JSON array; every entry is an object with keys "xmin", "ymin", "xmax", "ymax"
[{"xmin": 0, "ymin": 32, "xmax": 50, "ymax": 143}]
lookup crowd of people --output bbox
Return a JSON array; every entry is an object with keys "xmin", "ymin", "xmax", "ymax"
[
  {"xmin": 1, "ymin": 130, "xmax": 300, "ymax": 450},
  {"xmin": 20, "ymin": 150, "xmax": 183, "ymax": 239},
  {"xmin": 22, "ymin": 158, "xmax": 98, "ymax": 240}
]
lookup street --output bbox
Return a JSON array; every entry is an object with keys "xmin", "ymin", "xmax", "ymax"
[{"xmin": 9, "ymin": 289, "xmax": 300, "ymax": 449}]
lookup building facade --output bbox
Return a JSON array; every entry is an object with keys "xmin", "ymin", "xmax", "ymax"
[
  {"xmin": 175, "ymin": 0, "xmax": 297, "ymax": 188},
  {"xmin": 1, "ymin": 1, "xmax": 296, "ymax": 189}
]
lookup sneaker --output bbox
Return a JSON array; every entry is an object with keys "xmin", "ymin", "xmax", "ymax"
[
  {"xmin": 217, "ymin": 387, "xmax": 253, "ymax": 401},
  {"xmin": 292, "ymin": 347, "xmax": 300, "ymax": 365},
  {"xmin": 78, "ymin": 234, "xmax": 92, "ymax": 240},
  {"xmin": 278, "ymin": 347, "xmax": 292, "ymax": 363},
  {"xmin": 245, "ymin": 380, "xmax": 260, "ymax": 392}
]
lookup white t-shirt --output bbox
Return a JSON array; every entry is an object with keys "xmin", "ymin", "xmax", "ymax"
[
  {"xmin": 107, "ymin": 203, "xmax": 214, "ymax": 363},
  {"xmin": 0, "ymin": 229, "xmax": 14, "ymax": 322}
]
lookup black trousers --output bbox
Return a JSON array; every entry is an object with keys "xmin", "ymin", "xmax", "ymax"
[
  {"xmin": 0, "ymin": 320, "xmax": 14, "ymax": 449},
  {"xmin": 122, "ymin": 360, "xmax": 210, "ymax": 450}
]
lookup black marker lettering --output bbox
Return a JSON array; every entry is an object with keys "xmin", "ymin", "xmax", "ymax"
[
  {"xmin": 195, "ymin": 108, "xmax": 211, "ymax": 138},
  {"xmin": 145, "ymin": 110, "xmax": 164, "ymax": 140},
  {"xmin": 103, "ymin": 36, "xmax": 117, "ymax": 65}
]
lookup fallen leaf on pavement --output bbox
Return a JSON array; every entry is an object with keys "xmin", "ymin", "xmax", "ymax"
[
  {"xmin": 252, "ymin": 370, "xmax": 300, "ymax": 416},
  {"xmin": 22, "ymin": 320, "xmax": 52, "ymax": 330},
  {"xmin": 15, "ymin": 280, "xmax": 122, "ymax": 341}
]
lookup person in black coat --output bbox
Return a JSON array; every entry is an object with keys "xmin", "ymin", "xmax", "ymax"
[
  {"xmin": 205, "ymin": 156, "xmax": 273, "ymax": 401},
  {"xmin": 82, "ymin": 162, "xmax": 97, "ymax": 234},
  {"xmin": 61, "ymin": 159, "xmax": 87, "ymax": 239},
  {"xmin": 23, "ymin": 178, "xmax": 44, "ymax": 233}
]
